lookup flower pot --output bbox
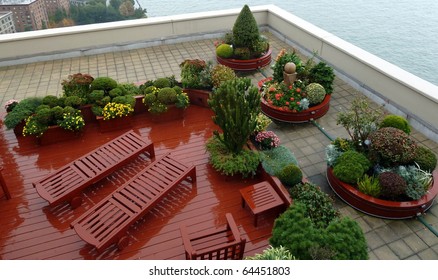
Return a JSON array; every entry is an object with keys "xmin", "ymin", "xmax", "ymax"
[
  {"xmin": 216, "ymin": 48, "xmax": 272, "ymax": 71},
  {"xmin": 149, "ymin": 105, "xmax": 185, "ymax": 123},
  {"xmin": 79, "ymin": 104, "xmax": 96, "ymax": 123},
  {"xmin": 183, "ymin": 88, "xmax": 211, "ymax": 108},
  {"xmin": 261, "ymin": 94, "xmax": 331, "ymax": 123},
  {"xmin": 96, "ymin": 115, "xmax": 133, "ymax": 133},
  {"xmin": 37, "ymin": 125, "xmax": 82, "ymax": 145},
  {"xmin": 326, "ymin": 167, "xmax": 438, "ymax": 219}
]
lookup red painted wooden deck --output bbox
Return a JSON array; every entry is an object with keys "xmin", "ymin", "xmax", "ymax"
[{"xmin": 0, "ymin": 105, "xmax": 277, "ymax": 260}]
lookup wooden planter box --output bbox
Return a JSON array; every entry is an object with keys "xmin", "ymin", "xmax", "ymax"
[
  {"xmin": 13, "ymin": 120, "xmax": 26, "ymax": 137},
  {"xmin": 79, "ymin": 104, "xmax": 96, "ymax": 123},
  {"xmin": 183, "ymin": 88, "xmax": 211, "ymax": 108},
  {"xmin": 216, "ymin": 48, "xmax": 272, "ymax": 71},
  {"xmin": 96, "ymin": 115, "xmax": 133, "ymax": 133},
  {"xmin": 150, "ymin": 105, "xmax": 185, "ymax": 122},
  {"xmin": 37, "ymin": 125, "xmax": 82, "ymax": 145},
  {"xmin": 326, "ymin": 167, "xmax": 438, "ymax": 219},
  {"xmin": 261, "ymin": 94, "xmax": 331, "ymax": 123},
  {"xmin": 134, "ymin": 95, "xmax": 147, "ymax": 114}
]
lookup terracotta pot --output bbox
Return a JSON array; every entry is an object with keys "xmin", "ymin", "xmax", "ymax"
[
  {"xmin": 37, "ymin": 125, "xmax": 82, "ymax": 145},
  {"xmin": 326, "ymin": 167, "xmax": 438, "ymax": 219},
  {"xmin": 183, "ymin": 88, "xmax": 211, "ymax": 108},
  {"xmin": 261, "ymin": 94, "xmax": 331, "ymax": 123},
  {"xmin": 216, "ymin": 48, "xmax": 272, "ymax": 71},
  {"xmin": 149, "ymin": 105, "xmax": 185, "ymax": 122},
  {"xmin": 96, "ymin": 115, "xmax": 133, "ymax": 133}
]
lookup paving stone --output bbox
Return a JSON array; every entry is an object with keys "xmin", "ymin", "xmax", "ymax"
[
  {"xmin": 388, "ymin": 240, "xmax": 415, "ymax": 259},
  {"xmin": 375, "ymin": 226, "xmax": 400, "ymax": 244},
  {"xmin": 364, "ymin": 231, "xmax": 386, "ymax": 250},
  {"xmin": 386, "ymin": 220, "xmax": 415, "ymax": 238},
  {"xmin": 362, "ymin": 215, "xmax": 387, "ymax": 230},
  {"xmin": 372, "ymin": 245, "xmax": 399, "ymax": 260},
  {"xmin": 418, "ymin": 248, "xmax": 438, "ymax": 260},
  {"xmin": 404, "ymin": 233, "xmax": 429, "ymax": 252},
  {"xmin": 415, "ymin": 228, "xmax": 438, "ymax": 247},
  {"xmin": 405, "ymin": 254, "xmax": 421, "ymax": 260}
]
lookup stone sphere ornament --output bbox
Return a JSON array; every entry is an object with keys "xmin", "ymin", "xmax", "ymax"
[{"xmin": 284, "ymin": 62, "xmax": 297, "ymax": 74}]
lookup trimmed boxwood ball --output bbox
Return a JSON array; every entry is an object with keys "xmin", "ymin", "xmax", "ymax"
[
  {"xmin": 153, "ymin": 77, "xmax": 171, "ymax": 89},
  {"xmin": 216, "ymin": 44, "xmax": 233, "ymax": 58},
  {"xmin": 305, "ymin": 83, "xmax": 326, "ymax": 105},
  {"xmin": 276, "ymin": 163, "xmax": 303, "ymax": 187},
  {"xmin": 335, "ymin": 150, "xmax": 371, "ymax": 171},
  {"xmin": 90, "ymin": 77, "xmax": 118, "ymax": 93},
  {"xmin": 380, "ymin": 114, "xmax": 411, "ymax": 134},
  {"xmin": 157, "ymin": 87, "xmax": 177, "ymax": 104},
  {"xmin": 414, "ymin": 146, "xmax": 437, "ymax": 172},
  {"xmin": 333, "ymin": 162, "xmax": 364, "ymax": 184}
]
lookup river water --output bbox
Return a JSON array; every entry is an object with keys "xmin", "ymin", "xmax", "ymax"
[{"xmin": 139, "ymin": 0, "xmax": 438, "ymax": 86}]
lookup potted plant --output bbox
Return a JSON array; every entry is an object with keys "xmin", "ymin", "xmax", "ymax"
[
  {"xmin": 206, "ymin": 77, "xmax": 261, "ymax": 178},
  {"xmin": 4, "ymin": 97, "xmax": 43, "ymax": 137},
  {"xmin": 61, "ymin": 73, "xmax": 95, "ymax": 122},
  {"xmin": 215, "ymin": 5, "xmax": 272, "ymax": 71},
  {"xmin": 326, "ymin": 96, "xmax": 438, "ymax": 219},
  {"xmin": 259, "ymin": 49, "xmax": 335, "ymax": 123},
  {"xmin": 141, "ymin": 77, "xmax": 189, "ymax": 122}
]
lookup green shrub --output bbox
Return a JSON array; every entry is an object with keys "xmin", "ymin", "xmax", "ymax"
[
  {"xmin": 272, "ymin": 50, "xmax": 302, "ymax": 83},
  {"xmin": 108, "ymin": 87, "xmax": 126, "ymax": 98},
  {"xmin": 88, "ymin": 90, "xmax": 106, "ymax": 105},
  {"xmin": 112, "ymin": 95, "xmax": 135, "ymax": 107},
  {"xmin": 232, "ymin": 5, "xmax": 260, "ymax": 51},
  {"xmin": 179, "ymin": 59, "xmax": 212, "ymax": 89},
  {"xmin": 394, "ymin": 165, "xmax": 432, "ymax": 200},
  {"xmin": 332, "ymin": 137, "xmax": 355, "ymax": 152},
  {"xmin": 33, "ymin": 107, "xmax": 53, "ymax": 125},
  {"xmin": 4, "ymin": 97, "xmax": 43, "ymax": 129},
  {"xmin": 414, "ymin": 146, "xmax": 437, "ymax": 172},
  {"xmin": 378, "ymin": 171, "xmax": 407, "ymax": 200},
  {"xmin": 42, "ymin": 95, "xmax": 60, "ymax": 108},
  {"xmin": 63, "ymin": 106, "xmax": 77, "ymax": 115},
  {"xmin": 305, "ymin": 83, "xmax": 326, "ymax": 105},
  {"xmin": 210, "ymin": 65, "xmax": 236, "ymax": 88},
  {"xmin": 335, "ymin": 150, "xmax": 371, "ymax": 171},
  {"xmin": 260, "ymin": 146, "xmax": 298, "ymax": 176},
  {"xmin": 90, "ymin": 77, "xmax": 118, "ymax": 93},
  {"xmin": 333, "ymin": 162, "xmax": 365, "ymax": 184},
  {"xmin": 233, "ymin": 47, "xmax": 251, "ymax": 60},
  {"xmin": 206, "ymin": 135, "xmax": 260, "ymax": 178},
  {"xmin": 308, "ymin": 62, "xmax": 335, "ymax": 94},
  {"xmin": 289, "ymin": 182, "xmax": 340, "ymax": 228},
  {"xmin": 153, "ymin": 77, "xmax": 172, "ymax": 89},
  {"xmin": 357, "ymin": 174, "xmax": 381, "ymax": 197},
  {"xmin": 276, "ymin": 163, "xmax": 303, "ymax": 187},
  {"xmin": 380, "ymin": 114, "xmax": 411, "ymax": 134},
  {"xmin": 324, "ymin": 217, "xmax": 368, "ymax": 260},
  {"xmin": 370, "ymin": 127, "xmax": 417, "ymax": 166},
  {"xmin": 61, "ymin": 73, "xmax": 94, "ymax": 99},
  {"xmin": 157, "ymin": 87, "xmax": 177, "ymax": 104},
  {"xmin": 64, "ymin": 95, "xmax": 83, "ymax": 108},
  {"xmin": 119, "ymin": 83, "xmax": 140, "ymax": 95},
  {"xmin": 246, "ymin": 246, "xmax": 295, "ymax": 260},
  {"xmin": 216, "ymin": 44, "xmax": 233, "ymax": 58},
  {"xmin": 50, "ymin": 106, "xmax": 65, "ymax": 120},
  {"xmin": 252, "ymin": 37, "xmax": 269, "ymax": 57}
]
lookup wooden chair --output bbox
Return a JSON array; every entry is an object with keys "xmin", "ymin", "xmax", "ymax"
[
  {"xmin": 179, "ymin": 213, "xmax": 246, "ymax": 260},
  {"xmin": 70, "ymin": 153, "xmax": 196, "ymax": 253},
  {"xmin": 33, "ymin": 130, "xmax": 155, "ymax": 208}
]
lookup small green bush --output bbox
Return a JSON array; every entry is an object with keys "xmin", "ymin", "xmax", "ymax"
[
  {"xmin": 380, "ymin": 114, "xmax": 411, "ymax": 134},
  {"xmin": 4, "ymin": 97, "xmax": 42, "ymax": 129},
  {"xmin": 119, "ymin": 83, "xmax": 140, "ymax": 95},
  {"xmin": 357, "ymin": 174, "xmax": 381, "ymax": 197},
  {"xmin": 42, "ymin": 95, "xmax": 60, "ymax": 108},
  {"xmin": 33, "ymin": 107, "xmax": 53, "ymax": 125},
  {"xmin": 112, "ymin": 95, "xmax": 135, "ymax": 107},
  {"xmin": 233, "ymin": 47, "xmax": 251, "ymax": 60},
  {"xmin": 64, "ymin": 96, "xmax": 83, "ymax": 108},
  {"xmin": 289, "ymin": 182, "xmax": 340, "ymax": 228},
  {"xmin": 414, "ymin": 146, "xmax": 437, "ymax": 172},
  {"xmin": 308, "ymin": 62, "xmax": 335, "ymax": 94},
  {"xmin": 333, "ymin": 162, "xmax": 365, "ymax": 184},
  {"xmin": 246, "ymin": 246, "xmax": 295, "ymax": 260},
  {"xmin": 157, "ymin": 87, "xmax": 177, "ymax": 104},
  {"xmin": 153, "ymin": 77, "xmax": 172, "ymax": 89},
  {"xmin": 305, "ymin": 83, "xmax": 326, "ymax": 105},
  {"xmin": 51, "ymin": 106, "xmax": 65, "ymax": 120},
  {"xmin": 370, "ymin": 127, "xmax": 417, "ymax": 166},
  {"xmin": 232, "ymin": 5, "xmax": 260, "ymax": 51},
  {"xmin": 335, "ymin": 150, "xmax": 371, "ymax": 171},
  {"xmin": 276, "ymin": 163, "xmax": 303, "ymax": 187},
  {"xmin": 88, "ymin": 90, "xmax": 106, "ymax": 105},
  {"xmin": 260, "ymin": 146, "xmax": 298, "ymax": 176},
  {"xmin": 63, "ymin": 106, "xmax": 77, "ymax": 115},
  {"xmin": 210, "ymin": 65, "xmax": 236, "ymax": 88},
  {"xmin": 378, "ymin": 171, "xmax": 407, "ymax": 200},
  {"xmin": 216, "ymin": 44, "xmax": 234, "ymax": 58},
  {"xmin": 272, "ymin": 50, "xmax": 302, "ymax": 83},
  {"xmin": 108, "ymin": 87, "xmax": 126, "ymax": 98},
  {"xmin": 90, "ymin": 77, "xmax": 118, "ymax": 93}
]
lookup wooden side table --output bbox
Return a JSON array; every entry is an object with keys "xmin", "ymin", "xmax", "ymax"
[{"xmin": 239, "ymin": 181, "xmax": 284, "ymax": 227}]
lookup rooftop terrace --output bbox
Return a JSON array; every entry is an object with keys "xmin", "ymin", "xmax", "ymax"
[{"xmin": 0, "ymin": 6, "xmax": 437, "ymax": 260}]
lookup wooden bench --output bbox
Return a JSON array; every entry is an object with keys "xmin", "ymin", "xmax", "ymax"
[
  {"xmin": 180, "ymin": 213, "xmax": 246, "ymax": 260},
  {"xmin": 70, "ymin": 153, "xmax": 196, "ymax": 253},
  {"xmin": 239, "ymin": 180, "xmax": 285, "ymax": 227},
  {"xmin": 33, "ymin": 130, "xmax": 155, "ymax": 208}
]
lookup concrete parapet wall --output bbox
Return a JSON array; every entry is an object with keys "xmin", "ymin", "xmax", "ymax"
[{"xmin": 0, "ymin": 4, "xmax": 436, "ymax": 141}]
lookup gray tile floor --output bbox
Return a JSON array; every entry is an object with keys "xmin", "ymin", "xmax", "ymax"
[{"xmin": 1, "ymin": 32, "xmax": 437, "ymax": 260}]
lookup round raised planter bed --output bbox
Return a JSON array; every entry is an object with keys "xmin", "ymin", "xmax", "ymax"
[
  {"xmin": 326, "ymin": 167, "xmax": 438, "ymax": 219},
  {"xmin": 261, "ymin": 94, "xmax": 331, "ymax": 123},
  {"xmin": 216, "ymin": 48, "xmax": 272, "ymax": 71}
]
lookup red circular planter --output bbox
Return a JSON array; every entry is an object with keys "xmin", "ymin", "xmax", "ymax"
[
  {"xmin": 216, "ymin": 48, "xmax": 272, "ymax": 71},
  {"xmin": 261, "ymin": 94, "xmax": 331, "ymax": 123},
  {"xmin": 326, "ymin": 167, "xmax": 438, "ymax": 219}
]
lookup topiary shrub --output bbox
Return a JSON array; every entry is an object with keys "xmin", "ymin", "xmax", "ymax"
[
  {"xmin": 157, "ymin": 87, "xmax": 177, "ymax": 104},
  {"xmin": 333, "ymin": 162, "xmax": 365, "ymax": 185},
  {"xmin": 232, "ymin": 5, "xmax": 260, "ymax": 52},
  {"xmin": 370, "ymin": 127, "xmax": 417, "ymax": 166},
  {"xmin": 289, "ymin": 182, "xmax": 340, "ymax": 228},
  {"xmin": 4, "ymin": 97, "xmax": 43, "ymax": 129},
  {"xmin": 378, "ymin": 171, "xmax": 407, "ymax": 200},
  {"xmin": 335, "ymin": 150, "xmax": 371, "ymax": 171},
  {"xmin": 233, "ymin": 47, "xmax": 251, "ymax": 60},
  {"xmin": 357, "ymin": 174, "xmax": 381, "ymax": 197},
  {"xmin": 90, "ymin": 77, "xmax": 118, "ymax": 93},
  {"xmin": 210, "ymin": 65, "xmax": 236, "ymax": 88},
  {"xmin": 216, "ymin": 44, "xmax": 233, "ymax": 58},
  {"xmin": 246, "ymin": 246, "xmax": 295, "ymax": 260},
  {"xmin": 308, "ymin": 62, "xmax": 335, "ymax": 94},
  {"xmin": 276, "ymin": 163, "xmax": 303, "ymax": 187},
  {"xmin": 51, "ymin": 106, "xmax": 64, "ymax": 120},
  {"xmin": 42, "ymin": 95, "xmax": 61, "ymax": 108},
  {"xmin": 380, "ymin": 114, "xmax": 411, "ymax": 134},
  {"xmin": 260, "ymin": 146, "xmax": 298, "ymax": 176},
  {"xmin": 64, "ymin": 96, "xmax": 83, "ymax": 108},
  {"xmin": 414, "ymin": 146, "xmax": 437, "ymax": 172},
  {"xmin": 153, "ymin": 77, "xmax": 172, "ymax": 89},
  {"xmin": 305, "ymin": 83, "xmax": 326, "ymax": 105}
]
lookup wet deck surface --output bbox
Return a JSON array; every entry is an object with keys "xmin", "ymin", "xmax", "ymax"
[{"xmin": 0, "ymin": 107, "xmax": 278, "ymax": 259}]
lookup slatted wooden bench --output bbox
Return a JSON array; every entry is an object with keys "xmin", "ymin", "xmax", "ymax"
[
  {"xmin": 180, "ymin": 213, "xmax": 246, "ymax": 260},
  {"xmin": 33, "ymin": 130, "xmax": 155, "ymax": 208},
  {"xmin": 70, "ymin": 153, "xmax": 196, "ymax": 253},
  {"xmin": 239, "ymin": 180, "xmax": 285, "ymax": 227}
]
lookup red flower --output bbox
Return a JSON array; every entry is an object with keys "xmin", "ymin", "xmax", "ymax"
[
  {"xmin": 290, "ymin": 97, "xmax": 294, "ymax": 101},
  {"xmin": 296, "ymin": 88, "xmax": 301, "ymax": 93},
  {"xmin": 297, "ymin": 101, "xmax": 300, "ymax": 105},
  {"xmin": 289, "ymin": 85, "xmax": 293, "ymax": 90},
  {"xmin": 285, "ymin": 101, "xmax": 289, "ymax": 106}
]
